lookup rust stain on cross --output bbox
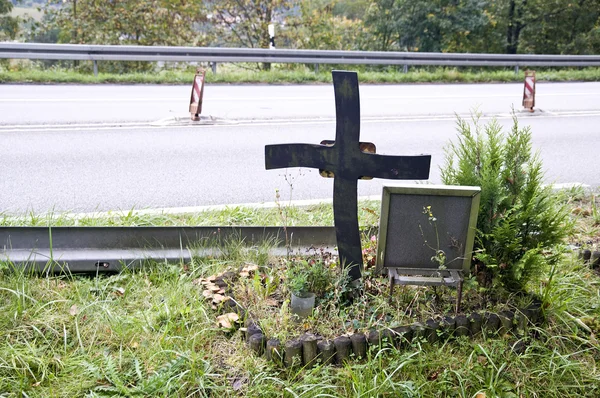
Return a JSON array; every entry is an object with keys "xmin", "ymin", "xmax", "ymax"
[{"xmin": 265, "ymin": 71, "xmax": 431, "ymax": 281}]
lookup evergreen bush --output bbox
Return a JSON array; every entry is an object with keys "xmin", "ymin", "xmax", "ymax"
[{"xmin": 440, "ymin": 113, "xmax": 572, "ymax": 291}]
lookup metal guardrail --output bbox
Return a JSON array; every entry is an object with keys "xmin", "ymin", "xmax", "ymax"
[
  {"xmin": 0, "ymin": 226, "xmax": 338, "ymax": 273},
  {"xmin": 2, "ymin": 42, "xmax": 600, "ymax": 68}
]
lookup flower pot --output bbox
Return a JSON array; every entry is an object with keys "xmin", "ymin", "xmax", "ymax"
[{"xmin": 290, "ymin": 292, "xmax": 316, "ymax": 319}]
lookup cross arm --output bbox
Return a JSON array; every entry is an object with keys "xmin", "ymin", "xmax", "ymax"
[
  {"xmin": 265, "ymin": 143, "xmax": 333, "ymax": 171},
  {"xmin": 358, "ymin": 153, "xmax": 431, "ymax": 180}
]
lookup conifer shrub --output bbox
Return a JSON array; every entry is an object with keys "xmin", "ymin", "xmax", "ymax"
[{"xmin": 440, "ymin": 113, "xmax": 572, "ymax": 292}]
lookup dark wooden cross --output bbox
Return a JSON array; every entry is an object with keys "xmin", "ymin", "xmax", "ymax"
[{"xmin": 265, "ymin": 71, "xmax": 431, "ymax": 281}]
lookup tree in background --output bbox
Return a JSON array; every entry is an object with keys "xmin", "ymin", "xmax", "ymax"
[
  {"xmin": 35, "ymin": 0, "xmax": 210, "ymax": 72},
  {"xmin": 282, "ymin": 0, "xmax": 365, "ymax": 51},
  {"xmin": 0, "ymin": 0, "xmax": 19, "ymax": 40},
  {"xmin": 364, "ymin": 0, "xmax": 494, "ymax": 52},
  {"xmin": 208, "ymin": 0, "xmax": 295, "ymax": 70},
  {"xmin": 208, "ymin": 0, "xmax": 292, "ymax": 49},
  {"xmin": 20, "ymin": 0, "xmax": 600, "ymax": 61},
  {"xmin": 39, "ymin": 0, "xmax": 209, "ymax": 46},
  {"xmin": 517, "ymin": 0, "xmax": 600, "ymax": 55}
]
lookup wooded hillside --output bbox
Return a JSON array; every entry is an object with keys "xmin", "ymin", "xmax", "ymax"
[{"xmin": 3, "ymin": 0, "xmax": 600, "ymax": 56}]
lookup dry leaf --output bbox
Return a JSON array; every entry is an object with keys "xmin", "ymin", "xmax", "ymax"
[
  {"xmin": 475, "ymin": 393, "xmax": 486, "ymax": 398},
  {"xmin": 69, "ymin": 304, "xmax": 79, "ymax": 316},
  {"xmin": 239, "ymin": 271, "xmax": 250, "ymax": 278},
  {"xmin": 212, "ymin": 294, "xmax": 227, "ymax": 304},
  {"xmin": 245, "ymin": 263, "xmax": 259, "ymax": 272},
  {"xmin": 216, "ymin": 313, "xmax": 239, "ymax": 328},
  {"xmin": 114, "ymin": 287, "xmax": 125, "ymax": 296},
  {"xmin": 202, "ymin": 290, "xmax": 214, "ymax": 299}
]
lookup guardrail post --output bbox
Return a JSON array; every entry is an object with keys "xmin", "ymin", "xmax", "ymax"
[
  {"xmin": 211, "ymin": 62, "xmax": 217, "ymax": 74},
  {"xmin": 314, "ymin": 63, "xmax": 319, "ymax": 74},
  {"xmin": 514, "ymin": 65, "xmax": 519, "ymax": 75},
  {"xmin": 93, "ymin": 60, "xmax": 98, "ymax": 77},
  {"xmin": 403, "ymin": 65, "xmax": 408, "ymax": 73}
]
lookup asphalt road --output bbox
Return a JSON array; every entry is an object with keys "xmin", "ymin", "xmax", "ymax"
[{"xmin": 1, "ymin": 82, "xmax": 599, "ymax": 215}]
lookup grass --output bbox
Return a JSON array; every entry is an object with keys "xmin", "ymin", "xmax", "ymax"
[
  {"xmin": 1, "ymin": 62, "xmax": 600, "ymax": 85},
  {"xmin": 0, "ymin": 255, "xmax": 598, "ymax": 396},
  {"xmin": 0, "ymin": 201, "xmax": 381, "ymax": 227},
  {"xmin": 0, "ymin": 190, "xmax": 599, "ymax": 396}
]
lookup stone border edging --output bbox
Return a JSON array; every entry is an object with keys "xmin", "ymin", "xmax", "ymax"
[{"xmin": 204, "ymin": 269, "xmax": 544, "ymax": 368}]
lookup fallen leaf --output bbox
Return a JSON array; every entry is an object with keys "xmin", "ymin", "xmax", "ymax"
[
  {"xmin": 475, "ymin": 393, "xmax": 486, "ymax": 398},
  {"xmin": 69, "ymin": 304, "xmax": 79, "ymax": 316},
  {"xmin": 217, "ymin": 313, "xmax": 240, "ymax": 328},
  {"xmin": 114, "ymin": 287, "xmax": 125, "ymax": 296},
  {"xmin": 245, "ymin": 263, "xmax": 259, "ymax": 272},
  {"xmin": 212, "ymin": 294, "xmax": 228, "ymax": 304},
  {"xmin": 239, "ymin": 271, "xmax": 250, "ymax": 278},
  {"xmin": 202, "ymin": 290, "xmax": 214, "ymax": 299}
]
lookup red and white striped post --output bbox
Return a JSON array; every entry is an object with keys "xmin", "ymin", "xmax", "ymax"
[
  {"xmin": 189, "ymin": 68, "xmax": 206, "ymax": 121},
  {"xmin": 522, "ymin": 70, "xmax": 536, "ymax": 112}
]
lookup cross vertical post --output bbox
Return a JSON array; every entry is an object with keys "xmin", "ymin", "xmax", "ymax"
[{"xmin": 265, "ymin": 71, "xmax": 431, "ymax": 281}]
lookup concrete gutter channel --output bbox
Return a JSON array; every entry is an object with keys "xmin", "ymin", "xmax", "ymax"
[{"xmin": 0, "ymin": 226, "xmax": 339, "ymax": 273}]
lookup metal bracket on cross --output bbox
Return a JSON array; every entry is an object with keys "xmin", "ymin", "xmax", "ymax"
[
  {"xmin": 264, "ymin": 71, "xmax": 431, "ymax": 281},
  {"xmin": 189, "ymin": 68, "xmax": 206, "ymax": 121}
]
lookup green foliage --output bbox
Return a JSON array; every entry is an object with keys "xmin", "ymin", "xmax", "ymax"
[
  {"xmin": 510, "ymin": 0, "xmax": 600, "ymax": 55},
  {"xmin": 0, "ymin": 0, "xmax": 19, "ymax": 40},
  {"xmin": 441, "ymin": 113, "xmax": 572, "ymax": 291},
  {"xmin": 363, "ymin": 0, "xmax": 495, "ymax": 52},
  {"xmin": 208, "ymin": 0, "xmax": 293, "ymax": 49},
  {"xmin": 285, "ymin": 256, "xmax": 336, "ymax": 296},
  {"xmin": 282, "ymin": 0, "xmax": 366, "ymax": 51},
  {"xmin": 40, "ymin": 0, "xmax": 209, "ymax": 46},
  {"xmin": 35, "ymin": 0, "xmax": 210, "ymax": 72},
  {"xmin": 18, "ymin": 0, "xmax": 600, "ymax": 57}
]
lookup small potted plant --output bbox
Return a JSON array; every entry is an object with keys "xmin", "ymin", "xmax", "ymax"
[{"xmin": 286, "ymin": 258, "xmax": 332, "ymax": 319}]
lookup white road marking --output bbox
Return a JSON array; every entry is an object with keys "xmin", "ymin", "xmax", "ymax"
[
  {"xmin": 2, "ymin": 111, "xmax": 600, "ymax": 133},
  {"xmin": 1, "ymin": 92, "xmax": 598, "ymax": 103}
]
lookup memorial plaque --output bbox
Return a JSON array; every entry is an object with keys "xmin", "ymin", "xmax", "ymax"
[
  {"xmin": 376, "ymin": 184, "xmax": 480, "ymax": 312},
  {"xmin": 376, "ymin": 184, "xmax": 480, "ymax": 275}
]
